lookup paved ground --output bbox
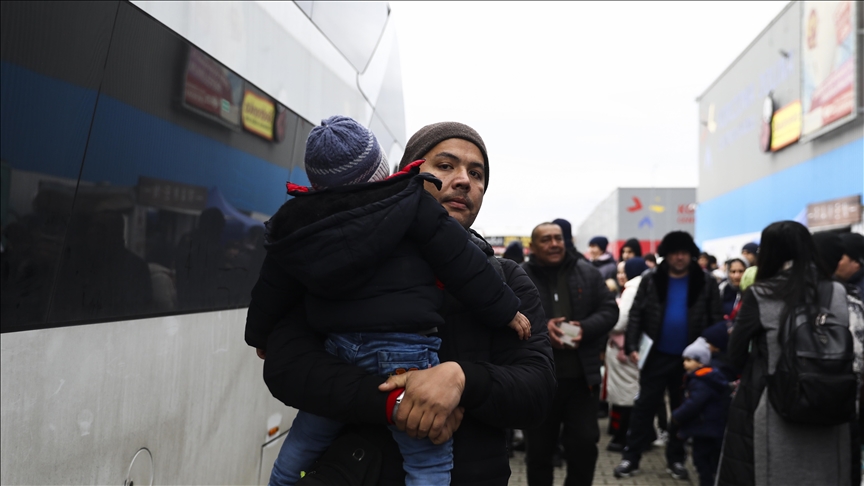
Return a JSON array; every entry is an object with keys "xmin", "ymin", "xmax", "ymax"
[{"xmin": 508, "ymin": 418, "xmax": 696, "ymax": 486}]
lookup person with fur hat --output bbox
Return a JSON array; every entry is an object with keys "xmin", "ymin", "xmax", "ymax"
[
  {"xmin": 257, "ymin": 120, "xmax": 555, "ymax": 486},
  {"xmin": 246, "ymin": 116, "xmax": 536, "ymax": 485},
  {"xmin": 613, "ymin": 231, "xmax": 722, "ymax": 481},
  {"xmin": 672, "ymin": 338, "xmax": 731, "ymax": 486}
]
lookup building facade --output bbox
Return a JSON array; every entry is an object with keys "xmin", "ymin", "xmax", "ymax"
[
  {"xmin": 697, "ymin": 1, "xmax": 863, "ymax": 263},
  {"xmin": 576, "ymin": 187, "xmax": 696, "ymax": 258}
]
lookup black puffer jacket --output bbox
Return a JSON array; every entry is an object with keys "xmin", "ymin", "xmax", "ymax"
[
  {"xmin": 262, "ymin": 233, "xmax": 556, "ymax": 486},
  {"xmin": 522, "ymin": 253, "xmax": 619, "ymax": 385},
  {"xmin": 244, "ymin": 168, "xmax": 520, "ymax": 348},
  {"xmin": 624, "ymin": 261, "xmax": 722, "ymax": 355}
]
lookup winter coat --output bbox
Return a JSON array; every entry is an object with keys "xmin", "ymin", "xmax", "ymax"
[
  {"xmin": 672, "ymin": 366, "xmax": 730, "ymax": 439},
  {"xmin": 605, "ymin": 275, "xmax": 642, "ymax": 406},
  {"xmin": 244, "ymin": 168, "xmax": 520, "ymax": 349},
  {"xmin": 716, "ymin": 276, "xmax": 852, "ymax": 486},
  {"xmin": 522, "ymin": 253, "xmax": 619, "ymax": 386},
  {"xmin": 719, "ymin": 280, "xmax": 741, "ymax": 317},
  {"xmin": 591, "ymin": 252, "xmax": 618, "ymax": 281},
  {"xmin": 624, "ymin": 260, "xmax": 723, "ymax": 355},
  {"xmin": 262, "ymin": 233, "xmax": 556, "ymax": 486}
]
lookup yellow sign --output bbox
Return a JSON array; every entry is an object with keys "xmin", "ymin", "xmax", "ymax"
[
  {"xmin": 242, "ymin": 90, "xmax": 275, "ymax": 140},
  {"xmin": 770, "ymin": 100, "xmax": 801, "ymax": 151}
]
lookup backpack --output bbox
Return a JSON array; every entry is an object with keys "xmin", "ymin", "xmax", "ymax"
[{"xmin": 767, "ymin": 280, "xmax": 857, "ymax": 425}]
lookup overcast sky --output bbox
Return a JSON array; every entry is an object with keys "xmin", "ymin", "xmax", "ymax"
[{"xmin": 389, "ymin": 1, "xmax": 790, "ymax": 238}]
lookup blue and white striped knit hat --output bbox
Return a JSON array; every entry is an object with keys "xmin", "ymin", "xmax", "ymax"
[{"xmin": 305, "ymin": 115, "xmax": 390, "ymax": 190}]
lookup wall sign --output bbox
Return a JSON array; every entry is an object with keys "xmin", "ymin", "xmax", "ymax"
[
  {"xmin": 807, "ymin": 195, "xmax": 862, "ymax": 229},
  {"xmin": 242, "ymin": 90, "xmax": 275, "ymax": 141},
  {"xmin": 770, "ymin": 100, "xmax": 802, "ymax": 151}
]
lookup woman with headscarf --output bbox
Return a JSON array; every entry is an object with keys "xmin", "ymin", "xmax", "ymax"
[
  {"xmin": 605, "ymin": 256, "xmax": 649, "ymax": 452},
  {"xmin": 716, "ymin": 221, "xmax": 853, "ymax": 486},
  {"xmin": 719, "ymin": 257, "xmax": 747, "ymax": 318}
]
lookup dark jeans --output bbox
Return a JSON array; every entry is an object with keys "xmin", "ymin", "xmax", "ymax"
[
  {"xmin": 623, "ymin": 351, "xmax": 686, "ymax": 466},
  {"xmin": 692, "ymin": 437, "xmax": 722, "ymax": 486},
  {"xmin": 525, "ymin": 376, "xmax": 599, "ymax": 486}
]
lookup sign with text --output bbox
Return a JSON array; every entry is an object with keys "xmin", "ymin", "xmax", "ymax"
[
  {"xmin": 801, "ymin": 1, "xmax": 857, "ymax": 138},
  {"xmin": 242, "ymin": 89, "xmax": 275, "ymax": 140},
  {"xmin": 183, "ymin": 47, "xmax": 242, "ymax": 127},
  {"xmin": 770, "ymin": 100, "xmax": 802, "ymax": 151},
  {"xmin": 807, "ymin": 195, "xmax": 862, "ymax": 229}
]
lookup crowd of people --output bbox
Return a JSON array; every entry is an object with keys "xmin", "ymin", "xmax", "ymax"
[
  {"xmin": 244, "ymin": 115, "xmax": 864, "ymax": 486},
  {"xmin": 505, "ymin": 221, "xmax": 864, "ymax": 486}
]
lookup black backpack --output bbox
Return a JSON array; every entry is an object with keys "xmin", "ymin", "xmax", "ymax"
[{"xmin": 767, "ymin": 280, "xmax": 856, "ymax": 425}]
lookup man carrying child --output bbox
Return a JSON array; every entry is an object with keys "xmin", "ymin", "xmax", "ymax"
[{"xmin": 251, "ymin": 120, "xmax": 556, "ymax": 485}]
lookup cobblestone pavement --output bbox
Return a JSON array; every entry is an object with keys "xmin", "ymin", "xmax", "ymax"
[{"xmin": 508, "ymin": 418, "xmax": 696, "ymax": 486}]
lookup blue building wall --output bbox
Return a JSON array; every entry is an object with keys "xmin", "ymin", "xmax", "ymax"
[{"xmin": 696, "ymin": 137, "xmax": 863, "ymax": 245}]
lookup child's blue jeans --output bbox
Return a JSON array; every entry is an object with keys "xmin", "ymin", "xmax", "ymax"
[{"xmin": 269, "ymin": 332, "xmax": 452, "ymax": 486}]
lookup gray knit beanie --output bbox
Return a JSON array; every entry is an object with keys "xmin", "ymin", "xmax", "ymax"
[
  {"xmin": 398, "ymin": 122, "xmax": 489, "ymax": 190},
  {"xmin": 305, "ymin": 115, "xmax": 389, "ymax": 190},
  {"xmin": 682, "ymin": 337, "xmax": 711, "ymax": 365}
]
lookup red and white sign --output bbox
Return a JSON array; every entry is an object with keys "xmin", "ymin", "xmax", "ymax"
[{"xmin": 801, "ymin": 1, "xmax": 857, "ymax": 137}]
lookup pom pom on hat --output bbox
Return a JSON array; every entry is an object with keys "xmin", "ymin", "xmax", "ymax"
[{"xmin": 305, "ymin": 115, "xmax": 389, "ymax": 190}]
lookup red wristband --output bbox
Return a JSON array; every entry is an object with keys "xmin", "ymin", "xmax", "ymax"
[{"xmin": 385, "ymin": 387, "xmax": 405, "ymax": 425}]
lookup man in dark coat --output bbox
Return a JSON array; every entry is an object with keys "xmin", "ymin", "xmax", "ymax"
[
  {"xmin": 613, "ymin": 231, "xmax": 722, "ymax": 480},
  {"xmin": 522, "ymin": 222, "xmax": 619, "ymax": 486},
  {"xmin": 258, "ymin": 122, "xmax": 556, "ymax": 486}
]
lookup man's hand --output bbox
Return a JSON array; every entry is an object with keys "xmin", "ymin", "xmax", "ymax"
[
  {"xmin": 430, "ymin": 407, "xmax": 464, "ymax": 445},
  {"xmin": 569, "ymin": 320, "xmax": 582, "ymax": 349},
  {"xmin": 547, "ymin": 317, "xmax": 568, "ymax": 349},
  {"xmin": 256, "ymin": 348, "xmax": 266, "ymax": 360},
  {"xmin": 379, "ymin": 362, "xmax": 465, "ymax": 440},
  {"xmin": 508, "ymin": 311, "xmax": 531, "ymax": 340},
  {"xmin": 629, "ymin": 351, "xmax": 639, "ymax": 364}
]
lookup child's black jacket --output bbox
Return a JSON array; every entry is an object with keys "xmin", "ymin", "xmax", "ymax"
[{"xmin": 245, "ymin": 166, "xmax": 520, "ymax": 349}]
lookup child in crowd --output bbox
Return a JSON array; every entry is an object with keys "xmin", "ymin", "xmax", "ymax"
[
  {"xmin": 244, "ymin": 115, "xmax": 530, "ymax": 486},
  {"xmin": 672, "ymin": 338, "xmax": 731, "ymax": 486},
  {"xmin": 701, "ymin": 321, "xmax": 737, "ymax": 383}
]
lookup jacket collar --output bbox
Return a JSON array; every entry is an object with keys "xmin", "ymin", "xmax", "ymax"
[{"xmin": 468, "ymin": 229, "xmax": 494, "ymax": 257}]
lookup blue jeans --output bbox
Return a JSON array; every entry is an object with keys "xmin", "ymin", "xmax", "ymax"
[{"xmin": 269, "ymin": 332, "xmax": 452, "ymax": 486}]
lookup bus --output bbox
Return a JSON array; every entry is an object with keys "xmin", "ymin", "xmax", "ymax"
[{"xmin": 0, "ymin": 1, "xmax": 406, "ymax": 484}]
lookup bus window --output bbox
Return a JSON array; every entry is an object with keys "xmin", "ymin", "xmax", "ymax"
[{"xmin": 0, "ymin": 1, "xmax": 117, "ymax": 332}]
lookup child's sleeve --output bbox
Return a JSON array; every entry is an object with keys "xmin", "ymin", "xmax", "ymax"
[
  {"xmin": 671, "ymin": 378, "xmax": 713, "ymax": 425},
  {"xmin": 406, "ymin": 192, "xmax": 520, "ymax": 328},
  {"xmin": 244, "ymin": 254, "xmax": 304, "ymax": 350}
]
